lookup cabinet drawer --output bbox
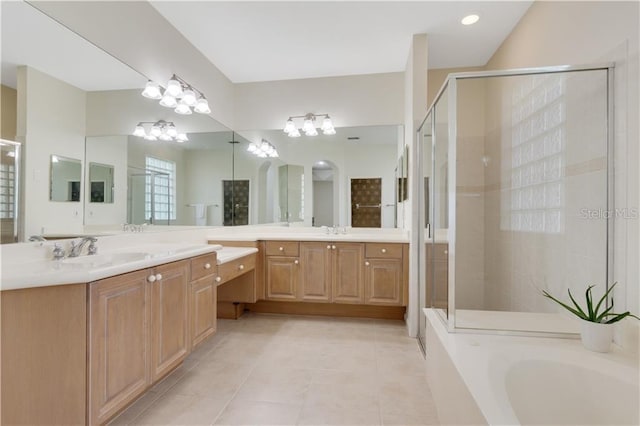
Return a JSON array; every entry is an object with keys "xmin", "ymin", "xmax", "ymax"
[
  {"xmin": 365, "ymin": 243, "xmax": 403, "ymax": 259},
  {"xmin": 190, "ymin": 253, "xmax": 217, "ymax": 282},
  {"xmin": 265, "ymin": 241, "xmax": 299, "ymax": 257},
  {"xmin": 217, "ymin": 254, "xmax": 256, "ymax": 284}
]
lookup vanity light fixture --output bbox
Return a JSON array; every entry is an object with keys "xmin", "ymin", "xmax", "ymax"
[
  {"xmin": 247, "ymin": 139, "xmax": 278, "ymax": 158},
  {"xmin": 141, "ymin": 74, "xmax": 211, "ymax": 115},
  {"xmin": 133, "ymin": 120, "xmax": 189, "ymax": 143},
  {"xmin": 283, "ymin": 113, "xmax": 335, "ymax": 137}
]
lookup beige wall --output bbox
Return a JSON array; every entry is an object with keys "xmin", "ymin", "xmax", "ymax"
[
  {"xmin": 1, "ymin": 85, "xmax": 17, "ymax": 140},
  {"xmin": 234, "ymin": 72, "xmax": 404, "ymax": 131},
  {"xmin": 427, "ymin": 67, "xmax": 484, "ymax": 108},
  {"xmin": 18, "ymin": 66, "xmax": 87, "ymax": 237},
  {"xmin": 484, "ymin": 1, "xmax": 639, "ymax": 320}
]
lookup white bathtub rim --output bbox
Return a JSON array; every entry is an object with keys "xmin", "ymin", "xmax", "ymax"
[{"xmin": 424, "ymin": 308, "xmax": 640, "ymax": 426}]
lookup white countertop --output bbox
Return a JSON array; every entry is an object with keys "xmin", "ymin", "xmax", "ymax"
[
  {"xmin": 0, "ymin": 243, "xmax": 221, "ymax": 291},
  {"xmin": 207, "ymin": 230, "xmax": 409, "ymax": 243},
  {"xmin": 215, "ymin": 247, "xmax": 259, "ymax": 264}
]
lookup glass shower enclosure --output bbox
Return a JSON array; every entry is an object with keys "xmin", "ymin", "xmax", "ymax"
[{"xmin": 418, "ymin": 64, "xmax": 613, "ymax": 349}]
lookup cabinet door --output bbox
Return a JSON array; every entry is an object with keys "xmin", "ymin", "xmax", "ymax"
[
  {"xmin": 364, "ymin": 258, "xmax": 403, "ymax": 306},
  {"xmin": 190, "ymin": 276, "xmax": 217, "ymax": 350},
  {"xmin": 151, "ymin": 260, "xmax": 190, "ymax": 382},
  {"xmin": 265, "ymin": 256, "xmax": 299, "ymax": 300},
  {"xmin": 332, "ymin": 243, "xmax": 365, "ymax": 304},
  {"xmin": 89, "ymin": 269, "xmax": 151, "ymax": 426},
  {"xmin": 300, "ymin": 242, "xmax": 332, "ymax": 302}
]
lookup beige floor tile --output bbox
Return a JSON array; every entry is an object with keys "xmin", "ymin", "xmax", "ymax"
[
  {"xmin": 381, "ymin": 410, "xmax": 439, "ymax": 426},
  {"xmin": 234, "ymin": 367, "xmax": 313, "ymax": 405},
  {"xmin": 315, "ymin": 343, "xmax": 377, "ymax": 373},
  {"xmin": 214, "ymin": 399, "xmax": 302, "ymax": 425},
  {"xmin": 170, "ymin": 362, "xmax": 253, "ymax": 400},
  {"xmin": 375, "ymin": 348, "xmax": 426, "ymax": 377},
  {"xmin": 297, "ymin": 405, "xmax": 382, "ymax": 425},
  {"xmin": 130, "ymin": 393, "xmax": 195, "ymax": 425},
  {"xmin": 304, "ymin": 382, "xmax": 380, "ymax": 413},
  {"xmin": 108, "ymin": 391, "xmax": 161, "ymax": 426},
  {"xmin": 310, "ymin": 369, "xmax": 377, "ymax": 387}
]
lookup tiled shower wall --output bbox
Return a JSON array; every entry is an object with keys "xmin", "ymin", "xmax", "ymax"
[{"xmin": 455, "ymin": 69, "xmax": 609, "ymax": 314}]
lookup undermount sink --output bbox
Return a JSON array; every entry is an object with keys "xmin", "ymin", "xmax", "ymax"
[{"xmin": 62, "ymin": 252, "xmax": 149, "ymax": 267}]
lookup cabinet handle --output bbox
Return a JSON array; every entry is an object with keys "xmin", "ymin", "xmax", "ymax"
[
  {"xmin": 365, "ymin": 261, "xmax": 370, "ymax": 266},
  {"xmin": 279, "ymin": 246, "xmax": 284, "ymax": 251},
  {"xmin": 215, "ymin": 276, "xmax": 221, "ymax": 283},
  {"xmin": 332, "ymin": 245, "xmax": 336, "ymax": 250},
  {"xmin": 381, "ymin": 248, "xmax": 387, "ymax": 253},
  {"xmin": 444, "ymin": 250, "xmax": 448, "ymax": 254},
  {"xmin": 155, "ymin": 273, "xmax": 162, "ymax": 281},
  {"xmin": 327, "ymin": 245, "xmax": 331, "ymax": 249},
  {"xmin": 294, "ymin": 259, "xmax": 299, "ymax": 265},
  {"xmin": 147, "ymin": 274, "xmax": 156, "ymax": 283},
  {"xmin": 204, "ymin": 263, "xmax": 211, "ymax": 269},
  {"xmin": 239, "ymin": 264, "xmax": 245, "ymax": 271}
]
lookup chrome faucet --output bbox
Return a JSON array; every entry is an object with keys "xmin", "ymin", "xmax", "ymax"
[
  {"xmin": 28, "ymin": 235, "xmax": 47, "ymax": 242},
  {"xmin": 68, "ymin": 237, "xmax": 98, "ymax": 257}
]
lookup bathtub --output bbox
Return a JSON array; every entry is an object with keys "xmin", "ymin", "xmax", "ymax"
[{"xmin": 424, "ymin": 309, "xmax": 640, "ymax": 425}]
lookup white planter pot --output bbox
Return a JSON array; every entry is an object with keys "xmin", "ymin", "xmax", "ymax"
[{"xmin": 580, "ymin": 320, "xmax": 614, "ymax": 353}]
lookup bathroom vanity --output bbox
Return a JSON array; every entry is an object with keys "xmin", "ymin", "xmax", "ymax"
[{"xmin": 1, "ymin": 227, "xmax": 407, "ymax": 425}]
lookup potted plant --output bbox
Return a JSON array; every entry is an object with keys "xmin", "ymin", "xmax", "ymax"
[{"xmin": 542, "ymin": 283, "xmax": 639, "ymax": 352}]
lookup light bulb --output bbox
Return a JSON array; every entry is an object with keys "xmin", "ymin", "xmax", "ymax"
[
  {"xmin": 257, "ymin": 151, "xmax": 267, "ymax": 158},
  {"xmin": 247, "ymin": 144, "xmax": 257, "ymax": 153},
  {"xmin": 194, "ymin": 97, "xmax": 211, "ymax": 114},
  {"xmin": 166, "ymin": 124, "xmax": 178, "ymax": 137},
  {"xmin": 302, "ymin": 118, "xmax": 315, "ymax": 133},
  {"xmin": 321, "ymin": 116, "xmax": 333, "ymax": 131},
  {"xmin": 182, "ymin": 89, "xmax": 197, "ymax": 106},
  {"xmin": 270, "ymin": 151, "xmax": 279, "ymax": 158},
  {"xmin": 150, "ymin": 125, "xmax": 162, "ymax": 137},
  {"xmin": 165, "ymin": 76, "xmax": 183, "ymax": 97},
  {"xmin": 159, "ymin": 133, "xmax": 172, "ymax": 141},
  {"xmin": 176, "ymin": 133, "xmax": 189, "ymax": 142},
  {"xmin": 283, "ymin": 119, "xmax": 296, "ymax": 134},
  {"xmin": 159, "ymin": 93, "xmax": 177, "ymax": 108},
  {"xmin": 144, "ymin": 135, "xmax": 157, "ymax": 141},
  {"xmin": 322, "ymin": 127, "xmax": 336, "ymax": 135},
  {"xmin": 305, "ymin": 127, "xmax": 318, "ymax": 136},
  {"xmin": 288, "ymin": 128, "xmax": 301, "ymax": 138},
  {"xmin": 174, "ymin": 100, "xmax": 192, "ymax": 115},
  {"xmin": 133, "ymin": 124, "xmax": 146, "ymax": 137},
  {"xmin": 142, "ymin": 81, "xmax": 162, "ymax": 99}
]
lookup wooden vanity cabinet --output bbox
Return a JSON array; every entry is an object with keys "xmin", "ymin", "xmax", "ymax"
[
  {"xmin": 150, "ymin": 260, "xmax": 190, "ymax": 382},
  {"xmin": 299, "ymin": 242, "xmax": 332, "ymax": 302},
  {"xmin": 364, "ymin": 243, "xmax": 406, "ymax": 306},
  {"xmin": 299, "ymin": 242, "xmax": 365, "ymax": 303},
  {"xmin": 189, "ymin": 253, "xmax": 217, "ymax": 349},
  {"xmin": 265, "ymin": 241, "xmax": 300, "ymax": 301},
  {"xmin": 88, "ymin": 269, "xmax": 152, "ymax": 426},
  {"xmin": 88, "ymin": 258, "xmax": 203, "ymax": 425}
]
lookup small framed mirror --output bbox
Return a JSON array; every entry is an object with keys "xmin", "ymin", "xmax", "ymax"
[
  {"xmin": 89, "ymin": 162, "xmax": 114, "ymax": 203},
  {"xmin": 50, "ymin": 155, "xmax": 82, "ymax": 202}
]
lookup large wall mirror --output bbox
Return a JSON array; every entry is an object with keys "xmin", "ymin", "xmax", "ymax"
[{"xmin": 1, "ymin": 1, "xmax": 403, "ymax": 241}]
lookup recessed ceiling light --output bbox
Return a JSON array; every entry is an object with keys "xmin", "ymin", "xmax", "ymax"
[{"xmin": 461, "ymin": 14, "xmax": 479, "ymax": 25}]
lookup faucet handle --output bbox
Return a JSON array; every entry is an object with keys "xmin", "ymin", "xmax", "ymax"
[
  {"xmin": 52, "ymin": 243, "xmax": 66, "ymax": 260},
  {"xmin": 88, "ymin": 238, "xmax": 98, "ymax": 255}
]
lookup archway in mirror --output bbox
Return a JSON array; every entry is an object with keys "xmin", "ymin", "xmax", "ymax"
[{"xmin": 312, "ymin": 160, "xmax": 338, "ymax": 227}]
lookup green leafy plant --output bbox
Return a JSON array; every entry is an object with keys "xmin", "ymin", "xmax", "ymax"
[{"xmin": 542, "ymin": 283, "xmax": 640, "ymax": 324}]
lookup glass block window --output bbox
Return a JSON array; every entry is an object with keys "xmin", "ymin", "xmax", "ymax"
[
  {"xmin": 145, "ymin": 156, "xmax": 176, "ymax": 221},
  {"xmin": 503, "ymin": 74, "xmax": 566, "ymax": 234},
  {"xmin": 0, "ymin": 163, "xmax": 15, "ymax": 219}
]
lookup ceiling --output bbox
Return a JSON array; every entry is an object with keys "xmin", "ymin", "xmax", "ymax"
[
  {"xmin": 151, "ymin": 1, "xmax": 533, "ymax": 83},
  {"xmin": 1, "ymin": 1, "xmax": 145, "ymax": 91}
]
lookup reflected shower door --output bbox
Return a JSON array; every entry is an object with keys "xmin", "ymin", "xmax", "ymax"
[
  {"xmin": 351, "ymin": 178, "xmax": 382, "ymax": 227},
  {"xmin": 223, "ymin": 180, "xmax": 249, "ymax": 226}
]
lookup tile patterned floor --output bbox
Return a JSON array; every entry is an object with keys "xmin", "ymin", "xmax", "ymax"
[{"xmin": 110, "ymin": 313, "xmax": 440, "ymax": 426}]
